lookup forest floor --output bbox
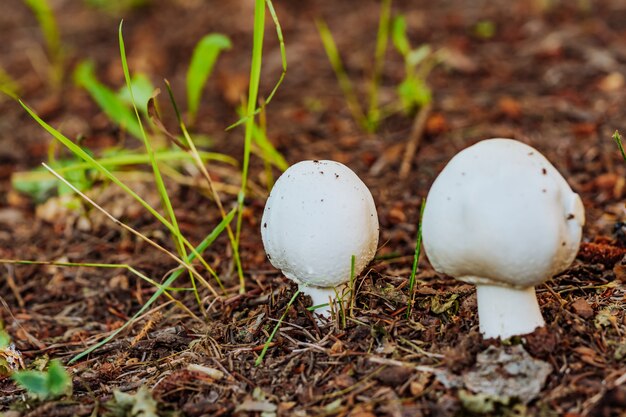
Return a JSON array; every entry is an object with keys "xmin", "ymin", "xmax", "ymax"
[{"xmin": 1, "ymin": 0, "xmax": 626, "ymax": 416}]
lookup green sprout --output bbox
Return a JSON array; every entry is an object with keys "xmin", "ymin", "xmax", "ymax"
[{"xmin": 12, "ymin": 360, "xmax": 72, "ymax": 400}]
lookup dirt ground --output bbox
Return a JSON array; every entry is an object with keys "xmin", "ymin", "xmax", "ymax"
[{"xmin": 1, "ymin": 0, "xmax": 626, "ymax": 416}]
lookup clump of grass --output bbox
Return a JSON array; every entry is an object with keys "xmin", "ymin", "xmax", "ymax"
[
  {"xmin": 13, "ymin": 0, "xmax": 290, "ymax": 362},
  {"xmin": 23, "ymin": 0, "xmax": 63, "ymax": 87},
  {"xmin": 317, "ymin": 0, "xmax": 436, "ymax": 133}
]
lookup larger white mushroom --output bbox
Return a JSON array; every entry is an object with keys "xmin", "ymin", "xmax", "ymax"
[
  {"xmin": 422, "ymin": 139, "xmax": 585, "ymax": 339},
  {"xmin": 261, "ymin": 160, "xmax": 379, "ymax": 318}
]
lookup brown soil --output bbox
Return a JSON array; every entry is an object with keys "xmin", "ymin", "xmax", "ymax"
[{"xmin": 1, "ymin": 0, "xmax": 626, "ymax": 416}]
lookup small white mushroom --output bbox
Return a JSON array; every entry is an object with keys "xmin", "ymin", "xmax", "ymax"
[
  {"xmin": 261, "ymin": 160, "xmax": 379, "ymax": 318},
  {"xmin": 422, "ymin": 139, "xmax": 585, "ymax": 339}
]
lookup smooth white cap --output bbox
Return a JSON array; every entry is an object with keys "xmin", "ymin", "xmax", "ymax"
[
  {"xmin": 261, "ymin": 160, "xmax": 379, "ymax": 288},
  {"xmin": 422, "ymin": 138, "xmax": 584, "ymax": 289}
]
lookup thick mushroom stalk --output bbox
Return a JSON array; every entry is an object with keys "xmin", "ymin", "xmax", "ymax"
[
  {"xmin": 261, "ymin": 160, "xmax": 379, "ymax": 320},
  {"xmin": 422, "ymin": 139, "xmax": 585, "ymax": 339}
]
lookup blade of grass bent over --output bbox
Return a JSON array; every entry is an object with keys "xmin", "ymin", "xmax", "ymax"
[
  {"xmin": 68, "ymin": 206, "xmax": 237, "ymax": 364},
  {"xmin": 43, "ymin": 163, "xmax": 218, "ymax": 299},
  {"xmin": 19, "ymin": 100, "xmax": 220, "ymax": 287}
]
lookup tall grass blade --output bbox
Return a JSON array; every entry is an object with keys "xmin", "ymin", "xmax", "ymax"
[
  {"xmin": 162, "ymin": 79, "xmax": 245, "ymax": 294},
  {"xmin": 186, "ymin": 34, "xmax": 231, "ymax": 125},
  {"xmin": 235, "ymin": 0, "xmax": 266, "ymax": 293},
  {"xmin": 225, "ymin": 0, "xmax": 287, "ymax": 131},
  {"xmin": 119, "ymin": 21, "xmax": 204, "ymax": 306},
  {"xmin": 367, "ymin": 0, "xmax": 392, "ymax": 132}
]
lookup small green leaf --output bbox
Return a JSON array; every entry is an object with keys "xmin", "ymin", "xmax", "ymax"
[
  {"xmin": 186, "ymin": 33, "xmax": 231, "ymax": 123},
  {"xmin": 46, "ymin": 360, "xmax": 71, "ymax": 397},
  {"xmin": 12, "ymin": 371, "xmax": 49, "ymax": 397}
]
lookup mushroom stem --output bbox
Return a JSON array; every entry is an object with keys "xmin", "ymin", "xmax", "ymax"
[
  {"xmin": 299, "ymin": 283, "xmax": 348, "ymax": 319},
  {"xmin": 475, "ymin": 284, "xmax": 545, "ymax": 339}
]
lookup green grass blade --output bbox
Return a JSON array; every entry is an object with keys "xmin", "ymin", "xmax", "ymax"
[
  {"xmin": 235, "ymin": 0, "xmax": 266, "ymax": 293},
  {"xmin": 367, "ymin": 0, "xmax": 391, "ymax": 132},
  {"xmin": 316, "ymin": 19, "xmax": 368, "ymax": 132},
  {"xmin": 68, "ymin": 207, "xmax": 236, "ymax": 364},
  {"xmin": 187, "ymin": 34, "xmax": 231, "ymax": 124},
  {"xmin": 225, "ymin": 0, "xmax": 286, "ymax": 131},
  {"xmin": 613, "ymin": 130, "xmax": 626, "ymax": 162},
  {"xmin": 255, "ymin": 289, "xmax": 300, "ymax": 366},
  {"xmin": 74, "ymin": 61, "xmax": 143, "ymax": 139},
  {"xmin": 407, "ymin": 199, "xmax": 425, "ymax": 318},
  {"xmin": 118, "ymin": 22, "xmax": 204, "ymax": 306}
]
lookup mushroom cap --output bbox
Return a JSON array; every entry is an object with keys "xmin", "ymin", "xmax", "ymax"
[
  {"xmin": 261, "ymin": 160, "xmax": 379, "ymax": 287},
  {"xmin": 422, "ymin": 138, "xmax": 585, "ymax": 288}
]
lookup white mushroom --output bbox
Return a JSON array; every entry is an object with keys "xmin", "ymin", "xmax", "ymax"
[
  {"xmin": 422, "ymin": 139, "xmax": 585, "ymax": 339},
  {"xmin": 261, "ymin": 160, "xmax": 379, "ymax": 318}
]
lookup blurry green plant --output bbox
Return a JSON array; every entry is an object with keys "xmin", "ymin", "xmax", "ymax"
[
  {"xmin": 317, "ymin": 1, "xmax": 436, "ymax": 132},
  {"xmin": 12, "ymin": 359, "xmax": 72, "ymax": 400},
  {"xmin": 613, "ymin": 131, "xmax": 626, "ymax": 162},
  {"xmin": 391, "ymin": 15, "xmax": 436, "ymax": 115},
  {"xmin": 22, "ymin": 0, "xmax": 63, "ymax": 87},
  {"xmin": 83, "ymin": 0, "xmax": 150, "ymax": 13},
  {"xmin": 316, "ymin": 0, "xmax": 392, "ymax": 133},
  {"xmin": 13, "ymin": 0, "xmax": 289, "ymax": 364},
  {"xmin": 0, "ymin": 67, "xmax": 20, "ymax": 100},
  {"xmin": 187, "ymin": 34, "xmax": 232, "ymax": 125}
]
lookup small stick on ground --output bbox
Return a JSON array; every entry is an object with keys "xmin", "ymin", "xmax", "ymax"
[{"xmin": 399, "ymin": 102, "xmax": 432, "ymax": 179}]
